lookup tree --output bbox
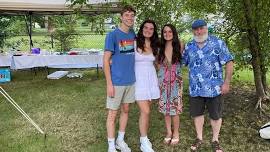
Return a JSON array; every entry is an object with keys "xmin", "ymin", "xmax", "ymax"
[
  {"xmin": 175, "ymin": 0, "xmax": 270, "ymax": 112},
  {"xmin": 50, "ymin": 15, "xmax": 78, "ymax": 52},
  {"xmin": 0, "ymin": 16, "xmax": 27, "ymax": 49},
  {"xmin": 241, "ymin": 0, "xmax": 270, "ymax": 110},
  {"xmin": 68, "ymin": 0, "xmax": 193, "ymax": 32},
  {"xmin": 0, "ymin": 17, "xmax": 10, "ymax": 49},
  {"xmin": 69, "ymin": 0, "xmax": 270, "ymax": 112}
]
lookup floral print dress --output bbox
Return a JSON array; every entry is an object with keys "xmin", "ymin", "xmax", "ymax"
[{"xmin": 158, "ymin": 58, "xmax": 183, "ymax": 116}]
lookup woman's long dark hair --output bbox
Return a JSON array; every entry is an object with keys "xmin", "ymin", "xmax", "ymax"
[
  {"xmin": 136, "ymin": 19, "xmax": 159, "ymax": 56},
  {"xmin": 158, "ymin": 24, "xmax": 181, "ymax": 64}
]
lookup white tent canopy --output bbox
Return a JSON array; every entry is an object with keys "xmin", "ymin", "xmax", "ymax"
[
  {"xmin": 0, "ymin": 0, "xmax": 121, "ymax": 15},
  {"xmin": 0, "ymin": 0, "xmax": 121, "ymax": 49}
]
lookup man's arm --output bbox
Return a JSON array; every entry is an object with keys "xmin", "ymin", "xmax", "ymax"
[
  {"xmin": 103, "ymin": 51, "xmax": 114, "ymax": 97},
  {"xmin": 221, "ymin": 61, "xmax": 234, "ymax": 95}
]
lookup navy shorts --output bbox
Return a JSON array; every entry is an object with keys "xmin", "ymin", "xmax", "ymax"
[{"xmin": 189, "ymin": 95, "xmax": 223, "ymax": 120}]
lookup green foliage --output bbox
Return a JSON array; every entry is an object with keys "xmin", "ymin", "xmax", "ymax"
[
  {"xmin": 32, "ymin": 16, "xmax": 45, "ymax": 28},
  {"xmin": 4, "ymin": 37, "xmax": 29, "ymax": 51},
  {"xmin": 68, "ymin": 0, "xmax": 88, "ymax": 6},
  {"xmin": 50, "ymin": 15, "xmax": 78, "ymax": 51},
  {"xmin": 0, "ymin": 17, "xmax": 8, "ymax": 49},
  {"xmin": 0, "ymin": 16, "xmax": 26, "ymax": 49},
  {"xmin": 79, "ymin": 14, "xmax": 107, "ymax": 34},
  {"xmin": 181, "ymin": 0, "xmax": 218, "ymax": 17},
  {"xmin": 175, "ymin": 0, "xmax": 270, "ymax": 88},
  {"xmin": 122, "ymin": 0, "xmax": 188, "ymax": 32},
  {"xmin": 6, "ymin": 20, "xmax": 27, "ymax": 35}
]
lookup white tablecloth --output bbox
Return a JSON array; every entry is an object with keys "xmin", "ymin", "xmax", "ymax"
[
  {"xmin": 0, "ymin": 55, "xmax": 12, "ymax": 67},
  {"xmin": 10, "ymin": 55, "xmax": 103, "ymax": 69}
]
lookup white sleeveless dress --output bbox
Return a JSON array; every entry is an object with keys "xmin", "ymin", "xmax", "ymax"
[{"xmin": 135, "ymin": 50, "xmax": 160, "ymax": 101}]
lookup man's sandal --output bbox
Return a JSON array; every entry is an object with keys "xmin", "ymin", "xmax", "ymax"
[
  {"xmin": 211, "ymin": 141, "xmax": 223, "ymax": 152},
  {"xmin": 190, "ymin": 138, "xmax": 203, "ymax": 151}
]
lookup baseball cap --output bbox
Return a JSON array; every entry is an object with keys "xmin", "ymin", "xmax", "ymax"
[{"xmin": 192, "ymin": 19, "xmax": 207, "ymax": 29}]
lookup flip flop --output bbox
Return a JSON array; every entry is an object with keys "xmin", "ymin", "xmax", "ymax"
[
  {"xmin": 170, "ymin": 138, "xmax": 179, "ymax": 145},
  {"xmin": 163, "ymin": 137, "xmax": 171, "ymax": 144}
]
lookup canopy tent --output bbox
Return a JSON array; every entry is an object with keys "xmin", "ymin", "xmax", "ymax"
[
  {"xmin": 0, "ymin": 0, "xmax": 121, "ymax": 49},
  {"xmin": 0, "ymin": 0, "xmax": 121, "ymax": 15}
]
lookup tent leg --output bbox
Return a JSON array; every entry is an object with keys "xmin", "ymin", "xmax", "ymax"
[
  {"xmin": 96, "ymin": 64, "xmax": 99, "ymax": 78},
  {"xmin": 25, "ymin": 12, "xmax": 33, "ymax": 51},
  {"xmin": 0, "ymin": 86, "xmax": 45, "ymax": 134}
]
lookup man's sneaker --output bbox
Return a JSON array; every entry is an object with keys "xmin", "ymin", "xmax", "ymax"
[
  {"xmin": 115, "ymin": 140, "xmax": 131, "ymax": 152},
  {"xmin": 140, "ymin": 139, "xmax": 154, "ymax": 152},
  {"xmin": 108, "ymin": 148, "xmax": 118, "ymax": 152},
  {"xmin": 142, "ymin": 138, "xmax": 152, "ymax": 148}
]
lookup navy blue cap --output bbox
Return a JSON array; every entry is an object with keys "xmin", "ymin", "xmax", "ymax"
[{"xmin": 192, "ymin": 19, "xmax": 207, "ymax": 29}]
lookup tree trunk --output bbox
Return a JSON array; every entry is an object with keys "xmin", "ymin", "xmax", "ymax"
[
  {"xmin": 243, "ymin": 0, "xmax": 268, "ymax": 109},
  {"xmin": 47, "ymin": 17, "xmax": 54, "ymax": 34},
  {"xmin": 44, "ymin": 16, "xmax": 48, "ymax": 29},
  {"xmin": 261, "ymin": 65, "xmax": 268, "ymax": 93}
]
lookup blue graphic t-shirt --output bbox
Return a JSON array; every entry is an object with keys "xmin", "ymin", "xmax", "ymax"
[
  {"xmin": 104, "ymin": 28, "xmax": 136, "ymax": 86},
  {"xmin": 183, "ymin": 35, "xmax": 234, "ymax": 97}
]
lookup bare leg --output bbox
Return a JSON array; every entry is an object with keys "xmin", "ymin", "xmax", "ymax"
[
  {"xmin": 191, "ymin": 115, "xmax": 204, "ymax": 150},
  {"xmin": 210, "ymin": 118, "xmax": 222, "ymax": 142},
  {"xmin": 119, "ymin": 103, "xmax": 129, "ymax": 132},
  {"xmin": 107, "ymin": 109, "xmax": 118, "ymax": 138},
  {"xmin": 165, "ymin": 115, "xmax": 172, "ymax": 138},
  {"xmin": 137, "ymin": 100, "xmax": 151, "ymax": 137},
  {"xmin": 172, "ymin": 115, "xmax": 179, "ymax": 139},
  {"xmin": 194, "ymin": 115, "xmax": 204, "ymax": 140}
]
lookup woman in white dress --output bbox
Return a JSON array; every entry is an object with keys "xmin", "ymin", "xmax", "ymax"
[{"xmin": 135, "ymin": 20, "xmax": 160, "ymax": 152}]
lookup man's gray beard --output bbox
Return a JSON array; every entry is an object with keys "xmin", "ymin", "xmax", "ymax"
[{"xmin": 194, "ymin": 33, "xmax": 208, "ymax": 43}]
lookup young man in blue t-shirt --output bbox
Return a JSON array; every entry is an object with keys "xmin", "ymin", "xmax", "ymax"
[{"xmin": 103, "ymin": 5, "xmax": 136, "ymax": 152}]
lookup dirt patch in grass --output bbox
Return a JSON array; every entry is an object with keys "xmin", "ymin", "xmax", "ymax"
[{"xmin": 221, "ymin": 85, "xmax": 270, "ymax": 152}]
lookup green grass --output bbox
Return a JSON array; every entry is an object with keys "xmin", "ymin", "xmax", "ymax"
[
  {"xmin": 0, "ymin": 69, "xmax": 269, "ymax": 152},
  {"xmin": 3, "ymin": 34, "xmax": 105, "ymax": 52},
  {"xmin": 76, "ymin": 35, "xmax": 105, "ymax": 49},
  {"xmin": 232, "ymin": 68, "xmax": 270, "ymax": 88}
]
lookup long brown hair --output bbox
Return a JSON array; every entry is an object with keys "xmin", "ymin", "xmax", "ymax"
[
  {"xmin": 136, "ymin": 20, "xmax": 160, "ymax": 56},
  {"xmin": 158, "ymin": 24, "xmax": 181, "ymax": 64}
]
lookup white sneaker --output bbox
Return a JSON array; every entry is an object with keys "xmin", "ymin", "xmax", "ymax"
[
  {"xmin": 143, "ymin": 138, "xmax": 152, "ymax": 148},
  {"xmin": 140, "ymin": 139, "xmax": 154, "ymax": 152},
  {"xmin": 115, "ymin": 140, "xmax": 131, "ymax": 152},
  {"xmin": 140, "ymin": 138, "xmax": 152, "ymax": 148},
  {"xmin": 108, "ymin": 148, "xmax": 118, "ymax": 152}
]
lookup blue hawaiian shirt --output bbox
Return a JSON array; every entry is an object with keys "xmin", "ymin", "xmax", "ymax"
[{"xmin": 183, "ymin": 35, "xmax": 234, "ymax": 97}]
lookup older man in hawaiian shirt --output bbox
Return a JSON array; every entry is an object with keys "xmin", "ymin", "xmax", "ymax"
[{"xmin": 183, "ymin": 19, "xmax": 234, "ymax": 152}]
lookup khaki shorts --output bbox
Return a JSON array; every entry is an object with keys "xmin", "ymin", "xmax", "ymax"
[{"xmin": 106, "ymin": 85, "xmax": 135, "ymax": 110}]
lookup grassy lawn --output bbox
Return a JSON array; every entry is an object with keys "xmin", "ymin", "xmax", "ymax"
[
  {"xmin": 0, "ymin": 69, "xmax": 269, "ymax": 152},
  {"xmin": 4, "ymin": 34, "xmax": 105, "ymax": 52}
]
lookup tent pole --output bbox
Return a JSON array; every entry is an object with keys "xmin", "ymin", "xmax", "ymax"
[
  {"xmin": 29, "ymin": 11, "xmax": 33, "ymax": 50},
  {"xmin": 25, "ymin": 12, "xmax": 34, "ymax": 51},
  {"xmin": 0, "ymin": 86, "xmax": 44, "ymax": 134}
]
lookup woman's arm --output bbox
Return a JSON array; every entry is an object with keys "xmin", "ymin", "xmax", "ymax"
[{"xmin": 180, "ymin": 40, "xmax": 185, "ymax": 54}]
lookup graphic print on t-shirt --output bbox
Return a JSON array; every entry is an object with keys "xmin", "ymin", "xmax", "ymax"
[{"xmin": 119, "ymin": 39, "xmax": 135, "ymax": 54}]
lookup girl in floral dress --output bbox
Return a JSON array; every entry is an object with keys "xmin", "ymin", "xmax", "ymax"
[{"xmin": 158, "ymin": 24, "xmax": 184, "ymax": 145}]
